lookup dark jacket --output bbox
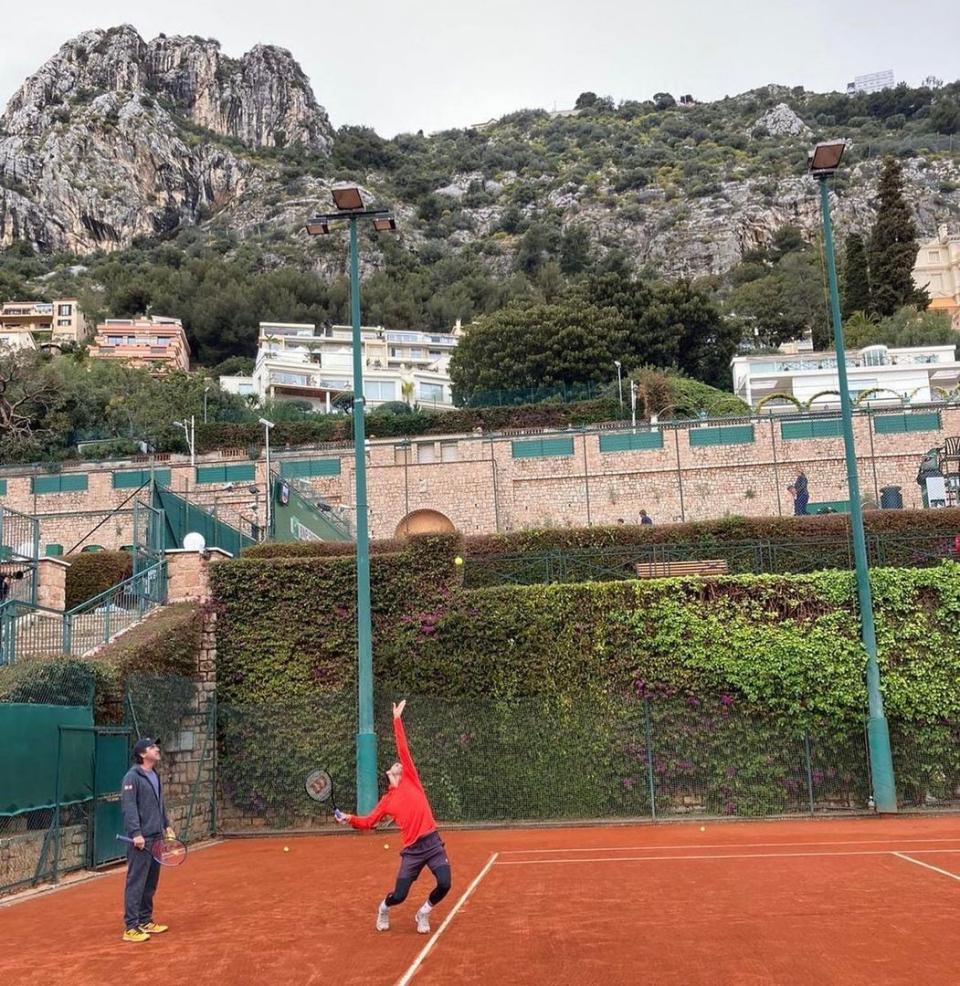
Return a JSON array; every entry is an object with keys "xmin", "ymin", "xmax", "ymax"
[{"xmin": 120, "ymin": 765, "xmax": 169, "ymax": 838}]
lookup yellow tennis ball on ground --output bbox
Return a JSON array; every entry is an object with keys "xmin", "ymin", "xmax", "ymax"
[
  {"xmin": 700, "ymin": 826, "xmax": 706, "ymax": 832},
  {"xmin": 284, "ymin": 846, "xmax": 290, "ymax": 852},
  {"xmin": 384, "ymin": 843, "xmax": 390, "ymax": 850},
  {"xmin": 454, "ymin": 556, "xmax": 463, "ymax": 566}
]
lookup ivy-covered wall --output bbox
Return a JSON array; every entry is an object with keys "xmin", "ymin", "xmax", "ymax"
[{"xmin": 210, "ymin": 536, "xmax": 960, "ymax": 821}]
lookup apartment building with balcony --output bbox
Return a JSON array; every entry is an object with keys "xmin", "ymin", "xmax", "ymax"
[
  {"xmin": 91, "ymin": 316, "xmax": 191, "ymax": 372},
  {"xmin": 0, "ymin": 298, "xmax": 88, "ymax": 347},
  {"xmin": 913, "ymin": 225, "xmax": 960, "ymax": 329},
  {"xmin": 732, "ymin": 343, "xmax": 960, "ymax": 408},
  {"xmin": 221, "ymin": 322, "xmax": 460, "ymax": 412}
]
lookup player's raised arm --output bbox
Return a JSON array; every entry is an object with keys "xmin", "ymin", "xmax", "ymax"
[
  {"xmin": 344, "ymin": 795, "xmax": 391, "ymax": 830},
  {"xmin": 392, "ymin": 699, "xmax": 422, "ymax": 788}
]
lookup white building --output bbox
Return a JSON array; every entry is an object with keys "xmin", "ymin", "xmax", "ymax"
[
  {"xmin": 732, "ymin": 343, "xmax": 960, "ymax": 409},
  {"xmin": 221, "ymin": 322, "xmax": 460, "ymax": 412},
  {"xmin": 846, "ymin": 70, "xmax": 895, "ymax": 95}
]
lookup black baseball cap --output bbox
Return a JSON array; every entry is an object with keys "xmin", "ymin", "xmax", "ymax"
[{"xmin": 132, "ymin": 737, "xmax": 161, "ymax": 759}]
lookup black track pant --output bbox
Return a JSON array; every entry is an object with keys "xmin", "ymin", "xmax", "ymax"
[
  {"xmin": 384, "ymin": 831, "xmax": 452, "ymax": 907},
  {"xmin": 124, "ymin": 843, "xmax": 161, "ymax": 929}
]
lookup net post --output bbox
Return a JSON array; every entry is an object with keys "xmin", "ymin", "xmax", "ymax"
[{"xmin": 643, "ymin": 697, "xmax": 657, "ymax": 821}]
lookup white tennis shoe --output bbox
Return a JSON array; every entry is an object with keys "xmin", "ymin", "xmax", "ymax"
[
  {"xmin": 415, "ymin": 906, "xmax": 431, "ymax": 934},
  {"xmin": 376, "ymin": 903, "xmax": 390, "ymax": 931}
]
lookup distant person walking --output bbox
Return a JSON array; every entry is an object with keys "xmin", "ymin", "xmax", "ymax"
[
  {"xmin": 639, "ymin": 510, "xmax": 653, "ymax": 525},
  {"xmin": 789, "ymin": 472, "xmax": 809, "ymax": 516}
]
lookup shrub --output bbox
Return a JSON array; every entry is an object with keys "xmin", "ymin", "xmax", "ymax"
[{"xmin": 64, "ymin": 551, "xmax": 133, "ymax": 609}]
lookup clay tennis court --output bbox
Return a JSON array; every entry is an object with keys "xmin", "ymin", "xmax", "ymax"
[{"xmin": 1, "ymin": 815, "xmax": 958, "ymax": 985}]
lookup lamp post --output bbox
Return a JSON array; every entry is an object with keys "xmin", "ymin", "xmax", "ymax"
[
  {"xmin": 306, "ymin": 186, "xmax": 397, "ymax": 814},
  {"xmin": 203, "ymin": 380, "xmax": 211, "ymax": 425},
  {"xmin": 259, "ymin": 417, "xmax": 274, "ymax": 538},
  {"xmin": 175, "ymin": 416, "xmax": 195, "ymax": 467},
  {"xmin": 808, "ymin": 140, "xmax": 897, "ymax": 813},
  {"xmin": 614, "ymin": 360, "xmax": 623, "ymax": 413}
]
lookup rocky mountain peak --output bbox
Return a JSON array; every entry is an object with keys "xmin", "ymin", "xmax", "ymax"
[{"xmin": 2, "ymin": 25, "xmax": 333, "ymax": 151}]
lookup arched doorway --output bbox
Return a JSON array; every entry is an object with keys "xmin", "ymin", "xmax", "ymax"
[{"xmin": 395, "ymin": 509, "xmax": 456, "ymax": 538}]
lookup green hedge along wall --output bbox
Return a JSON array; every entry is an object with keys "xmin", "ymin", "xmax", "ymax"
[
  {"xmin": 64, "ymin": 551, "xmax": 133, "ymax": 610},
  {"xmin": 211, "ymin": 536, "xmax": 960, "ymax": 822}
]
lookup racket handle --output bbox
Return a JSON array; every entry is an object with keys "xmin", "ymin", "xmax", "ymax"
[
  {"xmin": 334, "ymin": 809, "xmax": 346, "ymax": 823},
  {"xmin": 116, "ymin": 835, "xmax": 134, "ymax": 843}
]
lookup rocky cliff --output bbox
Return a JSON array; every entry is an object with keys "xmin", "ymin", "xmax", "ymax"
[
  {"xmin": 1, "ymin": 26, "xmax": 959, "ymax": 280},
  {"xmin": 0, "ymin": 25, "xmax": 332, "ymax": 252}
]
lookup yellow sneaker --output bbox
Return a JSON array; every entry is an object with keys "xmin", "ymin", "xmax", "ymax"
[
  {"xmin": 122, "ymin": 928, "xmax": 151, "ymax": 943},
  {"xmin": 139, "ymin": 922, "xmax": 169, "ymax": 934}
]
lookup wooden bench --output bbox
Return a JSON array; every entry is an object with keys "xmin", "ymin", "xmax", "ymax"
[{"xmin": 634, "ymin": 559, "xmax": 729, "ymax": 579}]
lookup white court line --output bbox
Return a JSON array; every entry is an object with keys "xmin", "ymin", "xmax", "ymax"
[
  {"xmin": 395, "ymin": 852, "xmax": 499, "ymax": 986},
  {"xmin": 498, "ymin": 836, "xmax": 960, "ymax": 855},
  {"xmin": 893, "ymin": 851, "xmax": 960, "ymax": 883},
  {"xmin": 496, "ymin": 848, "xmax": 960, "ymax": 865}
]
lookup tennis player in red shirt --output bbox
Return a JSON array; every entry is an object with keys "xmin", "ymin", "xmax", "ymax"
[{"xmin": 337, "ymin": 699, "xmax": 452, "ymax": 933}]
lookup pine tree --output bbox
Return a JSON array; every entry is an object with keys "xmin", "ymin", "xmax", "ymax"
[
  {"xmin": 868, "ymin": 157, "xmax": 927, "ymax": 317},
  {"xmin": 841, "ymin": 233, "xmax": 871, "ymax": 318}
]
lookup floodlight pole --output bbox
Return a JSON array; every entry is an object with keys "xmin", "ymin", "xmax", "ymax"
[
  {"xmin": 816, "ymin": 174, "xmax": 897, "ymax": 813},
  {"xmin": 306, "ymin": 194, "xmax": 393, "ymax": 814},
  {"xmin": 349, "ymin": 216, "xmax": 378, "ymax": 816}
]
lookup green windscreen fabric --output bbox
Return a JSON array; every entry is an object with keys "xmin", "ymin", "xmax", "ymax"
[
  {"xmin": 511, "ymin": 437, "xmax": 575, "ymax": 459},
  {"xmin": 0, "ymin": 704, "xmax": 94, "ymax": 814},
  {"xmin": 153, "ymin": 485, "xmax": 255, "ymax": 556},
  {"xmin": 273, "ymin": 480, "xmax": 352, "ymax": 543},
  {"xmin": 689, "ymin": 425, "xmax": 755, "ymax": 447},
  {"xmin": 873, "ymin": 412, "xmax": 942, "ymax": 435},
  {"xmin": 113, "ymin": 468, "xmax": 172, "ymax": 488},
  {"xmin": 781, "ymin": 419, "xmax": 843, "ymax": 440},
  {"xmin": 280, "ymin": 458, "xmax": 342, "ymax": 479}
]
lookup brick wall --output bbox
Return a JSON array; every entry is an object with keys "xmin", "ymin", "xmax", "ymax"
[
  {"xmin": 1, "ymin": 407, "xmax": 954, "ymax": 546},
  {"xmin": 0, "ymin": 822, "xmax": 88, "ymax": 891}
]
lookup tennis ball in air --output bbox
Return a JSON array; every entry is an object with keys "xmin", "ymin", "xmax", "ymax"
[
  {"xmin": 284, "ymin": 846, "xmax": 290, "ymax": 852},
  {"xmin": 384, "ymin": 843, "xmax": 390, "ymax": 850},
  {"xmin": 700, "ymin": 826, "xmax": 706, "ymax": 832},
  {"xmin": 454, "ymin": 556, "xmax": 463, "ymax": 566}
]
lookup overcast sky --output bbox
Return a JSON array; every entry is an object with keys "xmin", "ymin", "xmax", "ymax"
[{"xmin": 2, "ymin": 1, "xmax": 956, "ymax": 137}]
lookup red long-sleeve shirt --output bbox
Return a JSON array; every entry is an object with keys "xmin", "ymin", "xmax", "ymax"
[{"xmin": 348, "ymin": 717, "xmax": 437, "ymax": 847}]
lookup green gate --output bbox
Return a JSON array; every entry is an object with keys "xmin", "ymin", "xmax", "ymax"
[{"xmin": 91, "ymin": 728, "xmax": 132, "ymax": 866}]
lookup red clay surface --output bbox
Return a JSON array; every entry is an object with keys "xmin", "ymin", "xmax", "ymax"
[{"xmin": 1, "ymin": 816, "xmax": 958, "ymax": 985}]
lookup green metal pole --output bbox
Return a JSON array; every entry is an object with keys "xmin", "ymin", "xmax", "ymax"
[
  {"xmin": 350, "ymin": 217, "xmax": 378, "ymax": 813},
  {"xmin": 818, "ymin": 176, "xmax": 897, "ymax": 812}
]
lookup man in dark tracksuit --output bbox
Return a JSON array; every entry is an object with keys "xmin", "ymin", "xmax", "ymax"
[{"xmin": 120, "ymin": 737, "xmax": 175, "ymax": 943}]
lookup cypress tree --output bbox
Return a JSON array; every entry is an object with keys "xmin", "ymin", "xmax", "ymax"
[
  {"xmin": 869, "ymin": 157, "xmax": 927, "ymax": 317},
  {"xmin": 841, "ymin": 233, "xmax": 871, "ymax": 318}
]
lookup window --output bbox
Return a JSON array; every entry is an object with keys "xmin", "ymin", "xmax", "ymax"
[
  {"xmin": 107, "ymin": 336, "xmax": 123, "ymax": 345},
  {"xmin": 32, "ymin": 473, "xmax": 89, "ymax": 494},
  {"xmin": 428, "ymin": 350, "xmax": 442, "ymax": 359},
  {"xmin": 154, "ymin": 336, "xmax": 171, "ymax": 346},
  {"xmin": 599, "ymin": 432, "xmax": 665, "ymax": 452},
  {"xmin": 57, "ymin": 319, "xmax": 71, "ymax": 327},
  {"xmin": 364, "ymin": 380, "xmax": 396, "ymax": 401},
  {"xmin": 274, "ymin": 371, "xmax": 310, "ymax": 387},
  {"xmin": 410, "ymin": 349, "xmax": 423, "ymax": 359},
  {"xmin": 929, "ymin": 250, "xmax": 941, "ymax": 263},
  {"xmin": 113, "ymin": 469, "xmax": 172, "ymax": 488},
  {"xmin": 440, "ymin": 442, "xmax": 459, "ymax": 463},
  {"xmin": 689, "ymin": 425, "xmax": 755, "ymax": 447},
  {"xmin": 511, "ymin": 438, "xmax": 575, "ymax": 459},
  {"xmin": 196, "ymin": 464, "xmax": 256, "ymax": 484},
  {"xmin": 394, "ymin": 444, "xmax": 411, "ymax": 465},
  {"xmin": 57, "ymin": 304, "xmax": 72, "ymax": 317},
  {"xmin": 419, "ymin": 382, "xmax": 445, "ymax": 403},
  {"xmin": 238, "ymin": 383, "xmax": 254, "ymax": 395},
  {"xmin": 417, "ymin": 443, "xmax": 436, "ymax": 464},
  {"xmin": 280, "ymin": 458, "xmax": 342, "ymax": 478}
]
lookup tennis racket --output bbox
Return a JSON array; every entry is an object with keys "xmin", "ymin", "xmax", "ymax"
[
  {"xmin": 304, "ymin": 768, "xmax": 346, "ymax": 821},
  {"xmin": 117, "ymin": 835, "xmax": 188, "ymax": 866}
]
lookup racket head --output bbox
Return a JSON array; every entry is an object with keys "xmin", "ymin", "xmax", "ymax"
[
  {"xmin": 305, "ymin": 768, "xmax": 335, "ymax": 805},
  {"xmin": 152, "ymin": 838, "xmax": 188, "ymax": 866}
]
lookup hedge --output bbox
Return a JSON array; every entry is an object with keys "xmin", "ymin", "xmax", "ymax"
[
  {"xmin": 210, "ymin": 536, "xmax": 960, "ymax": 821},
  {"xmin": 242, "ymin": 508, "xmax": 960, "ymax": 570},
  {"xmin": 196, "ymin": 398, "xmax": 621, "ymax": 453},
  {"xmin": 64, "ymin": 550, "xmax": 133, "ymax": 610}
]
